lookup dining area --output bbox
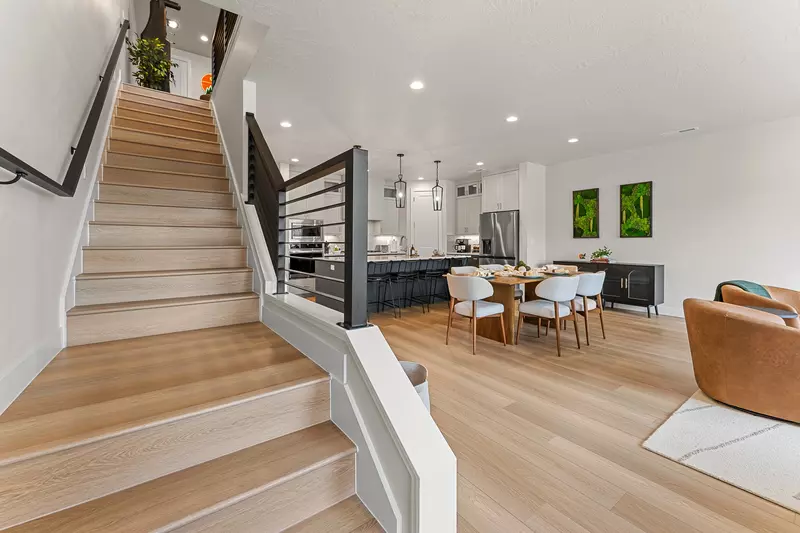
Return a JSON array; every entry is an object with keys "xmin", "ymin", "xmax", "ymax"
[{"xmin": 445, "ymin": 265, "xmax": 608, "ymax": 356}]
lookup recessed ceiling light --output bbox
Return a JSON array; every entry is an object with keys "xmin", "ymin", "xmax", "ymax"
[
  {"xmin": 291, "ymin": 158, "xmax": 299, "ymax": 163},
  {"xmin": 409, "ymin": 80, "xmax": 424, "ymax": 90},
  {"xmin": 280, "ymin": 121, "xmax": 292, "ymax": 128},
  {"xmin": 506, "ymin": 115, "xmax": 518, "ymax": 123},
  {"xmin": 167, "ymin": 19, "xmax": 179, "ymax": 29},
  {"xmin": 418, "ymin": 176, "xmax": 424, "ymax": 180},
  {"xmin": 568, "ymin": 138, "xmax": 579, "ymax": 143},
  {"xmin": 200, "ymin": 35, "xmax": 209, "ymax": 42},
  {"xmin": 476, "ymin": 161, "xmax": 484, "ymax": 166}
]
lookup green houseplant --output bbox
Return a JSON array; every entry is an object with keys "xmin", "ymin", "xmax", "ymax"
[
  {"xmin": 200, "ymin": 85, "xmax": 212, "ymax": 101},
  {"xmin": 591, "ymin": 246, "xmax": 612, "ymax": 262},
  {"xmin": 126, "ymin": 35, "xmax": 177, "ymax": 90}
]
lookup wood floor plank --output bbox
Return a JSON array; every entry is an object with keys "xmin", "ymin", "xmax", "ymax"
[
  {"xmin": 284, "ymin": 495, "xmax": 378, "ymax": 533},
  {"xmin": 371, "ymin": 304, "xmax": 800, "ymax": 533}
]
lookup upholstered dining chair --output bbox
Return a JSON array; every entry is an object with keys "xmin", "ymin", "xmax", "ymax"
[
  {"xmin": 573, "ymin": 271, "xmax": 607, "ymax": 345},
  {"xmin": 451, "ymin": 265, "xmax": 478, "ymax": 275},
  {"xmin": 446, "ymin": 275, "xmax": 506, "ymax": 354},
  {"xmin": 516, "ymin": 275, "xmax": 580, "ymax": 357}
]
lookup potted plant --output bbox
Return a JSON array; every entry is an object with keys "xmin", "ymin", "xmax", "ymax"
[
  {"xmin": 126, "ymin": 35, "xmax": 177, "ymax": 91},
  {"xmin": 200, "ymin": 85, "xmax": 212, "ymax": 101},
  {"xmin": 591, "ymin": 246, "xmax": 612, "ymax": 262}
]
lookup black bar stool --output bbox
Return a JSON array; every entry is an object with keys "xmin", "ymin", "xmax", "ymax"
[
  {"xmin": 408, "ymin": 259, "xmax": 431, "ymax": 313},
  {"xmin": 367, "ymin": 261, "xmax": 398, "ymax": 319},
  {"xmin": 388, "ymin": 260, "xmax": 415, "ymax": 318},
  {"xmin": 423, "ymin": 258, "xmax": 451, "ymax": 310}
]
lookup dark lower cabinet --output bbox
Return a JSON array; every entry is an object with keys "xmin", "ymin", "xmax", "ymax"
[{"xmin": 554, "ymin": 261, "xmax": 664, "ymax": 317}]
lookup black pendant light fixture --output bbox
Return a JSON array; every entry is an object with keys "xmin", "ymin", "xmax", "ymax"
[
  {"xmin": 432, "ymin": 160, "xmax": 443, "ymax": 211},
  {"xmin": 394, "ymin": 153, "xmax": 407, "ymax": 208}
]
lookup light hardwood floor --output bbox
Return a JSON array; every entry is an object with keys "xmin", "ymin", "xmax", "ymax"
[{"xmin": 371, "ymin": 305, "xmax": 800, "ymax": 533}]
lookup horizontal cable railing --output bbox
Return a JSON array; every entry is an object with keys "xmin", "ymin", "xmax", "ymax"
[
  {"xmin": 245, "ymin": 112, "xmax": 368, "ymax": 329},
  {"xmin": 0, "ymin": 20, "xmax": 130, "ymax": 196}
]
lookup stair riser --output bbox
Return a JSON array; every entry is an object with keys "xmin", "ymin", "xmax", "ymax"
[
  {"xmin": 116, "ymin": 106, "xmax": 217, "ymax": 132},
  {"xmin": 121, "ymin": 84, "xmax": 211, "ymax": 110},
  {"xmin": 94, "ymin": 203, "xmax": 237, "ymax": 226},
  {"xmin": 118, "ymin": 92, "xmax": 213, "ymax": 116},
  {"xmin": 116, "ymin": 100, "xmax": 215, "ymax": 125},
  {"xmin": 103, "ymin": 166, "xmax": 229, "ymax": 192},
  {"xmin": 67, "ymin": 296, "xmax": 259, "ymax": 346},
  {"xmin": 109, "ymin": 139, "xmax": 223, "ymax": 165},
  {"xmin": 113, "ymin": 116, "xmax": 218, "ymax": 142},
  {"xmin": 76, "ymin": 271, "xmax": 254, "ymax": 306},
  {"xmin": 171, "ymin": 456, "xmax": 355, "ymax": 533},
  {"xmin": 105, "ymin": 152, "xmax": 227, "ymax": 178},
  {"xmin": 98, "ymin": 184, "xmax": 233, "ymax": 208},
  {"xmin": 0, "ymin": 381, "xmax": 330, "ymax": 528},
  {"xmin": 90, "ymin": 225, "xmax": 242, "ymax": 247},
  {"xmin": 111, "ymin": 127, "xmax": 221, "ymax": 155},
  {"xmin": 83, "ymin": 248, "xmax": 247, "ymax": 273}
]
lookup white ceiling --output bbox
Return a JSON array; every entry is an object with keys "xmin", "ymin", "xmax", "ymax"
[
  {"xmin": 205, "ymin": 0, "xmax": 800, "ymax": 182},
  {"xmin": 135, "ymin": 0, "xmax": 218, "ymax": 57}
]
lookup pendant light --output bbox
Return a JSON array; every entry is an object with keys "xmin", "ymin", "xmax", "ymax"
[
  {"xmin": 394, "ymin": 153, "xmax": 406, "ymax": 208},
  {"xmin": 432, "ymin": 160, "xmax": 443, "ymax": 211}
]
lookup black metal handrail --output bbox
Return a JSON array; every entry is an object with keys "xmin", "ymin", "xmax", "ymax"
[
  {"xmin": 212, "ymin": 9, "xmax": 238, "ymax": 88},
  {"xmin": 0, "ymin": 20, "xmax": 130, "ymax": 196},
  {"xmin": 245, "ymin": 112, "xmax": 368, "ymax": 329}
]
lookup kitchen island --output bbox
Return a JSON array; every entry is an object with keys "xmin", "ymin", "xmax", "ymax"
[{"xmin": 314, "ymin": 255, "xmax": 473, "ymax": 314}]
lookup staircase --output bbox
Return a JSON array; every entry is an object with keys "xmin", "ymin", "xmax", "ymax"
[{"xmin": 0, "ymin": 85, "xmax": 379, "ymax": 532}]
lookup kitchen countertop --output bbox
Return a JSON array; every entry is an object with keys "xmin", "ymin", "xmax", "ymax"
[
  {"xmin": 319, "ymin": 254, "xmax": 475, "ymax": 263},
  {"xmin": 555, "ymin": 259, "xmax": 665, "ymax": 267}
]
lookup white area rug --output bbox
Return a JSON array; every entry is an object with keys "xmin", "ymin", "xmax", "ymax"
[{"xmin": 643, "ymin": 390, "xmax": 800, "ymax": 513}]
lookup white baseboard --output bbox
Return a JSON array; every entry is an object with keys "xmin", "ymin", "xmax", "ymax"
[
  {"xmin": 610, "ymin": 302, "xmax": 683, "ymax": 318},
  {"xmin": 0, "ymin": 331, "xmax": 63, "ymax": 415}
]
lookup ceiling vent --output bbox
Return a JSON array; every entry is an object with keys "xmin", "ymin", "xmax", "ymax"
[{"xmin": 661, "ymin": 126, "xmax": 700, "ymax": 137}]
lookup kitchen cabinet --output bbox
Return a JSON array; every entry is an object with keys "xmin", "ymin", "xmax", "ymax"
[
  {"xmin": 368, "ymin": 175, "xmax": 384, "ymax": 221},
  {"xmin": 382, "ymin": 198, "xmax": 399, "ymax": 234},
  {"xmin": 481, "ymin": 170, "xmax": 519, "ymax": 212},
  {"xmin": 554, "ymin": 261, "xmax": 665, "ymax": 318},
  {"xmin": 456, "ymin": 181, "xmax": 482, "ymax": 198},
  {"xmin": 456, "ymin": 196, "xmax": 481, "ymax": 234}
]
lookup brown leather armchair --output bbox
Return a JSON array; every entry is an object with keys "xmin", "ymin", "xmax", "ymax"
[
  {"xmin": 683, "ymin": 299, "xmax": 800, "ymax": 423},
  {"xmin": 720, "ymin": 284, "xmax": 800, "ymax": 328}
]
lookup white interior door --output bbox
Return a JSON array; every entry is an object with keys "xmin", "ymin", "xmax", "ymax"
[
  {"xmin": 411, "ymin": 191, "xmax": 441, "ymax": 256},
  {"xmin": 171, "ymin": 57, "xmax": 189, "ymax": 97}
]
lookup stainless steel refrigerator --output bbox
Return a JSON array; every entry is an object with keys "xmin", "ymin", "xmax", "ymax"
[{"xmin": 479, "ymin": 210, "xmax": 519, "ymax": 266}]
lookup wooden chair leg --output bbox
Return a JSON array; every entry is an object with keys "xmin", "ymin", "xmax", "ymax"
[
  {"xmin": 545, "ymin": 320, "xmax": 549, "ymax": 336},
  {"xmin": 445, "ymin": 298, "xmax": 454, "ymax": 345},
  {"xmin": 571, "ymin": 300, "xmax": 581, "ymax": 349},
  {"xmin": 583, "ymin": 296, "xmax": 590, "ymax": 346},
  {"xmin": 537, "ymin": 318, "xmax": 540, "ymax": 338},
  {"xmin": 515, "ymin": 312, "xmax": 523, "ymax": 344},
  {"xmin": 553, "ymin": 302, "xmax": 562, "ymax": 357},
  {"xmin": 472, "ymin": 301, "xmax": 477, "ymax": 354},
  {"xmin": 597, "ymin": 295, "xmax": 607, "ymax": 339},
  {"xmin": 499, "ymin": 314, "xmax": 507, "ymax": 346}
]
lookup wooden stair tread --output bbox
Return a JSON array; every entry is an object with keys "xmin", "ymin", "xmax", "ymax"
[
  {"xmin": 95, "ymin": 200, "xmax": 236, "ymax": 210},
  {"xmin": 84, "ymin": 244, "xmax": 246, "ymax": 250},
  {"xmin": 105, "ymin": 152, "xmax": 227, "ymax": 169},
  {"xmin": 117, "ymin": 94, "xmax": 213, "ymax": 119},
  {"xmin": 5, "ymin": 422, "xmax": 352, "ymax": 533},
  {"xmin": 112, "ymin": 126, "xmax": 221, "ymax": 147},
  {"xmin": 121, "ymin": 83, "xmax": 211, "ymax": 109},
  {"xmin": 89, "ymin": 221, "xmax": 241, "ymax": 228},
  {"xmin": 67, "ymin": 292, "xmax": 258, "ymax": 316},
  {"xmin": 285, "ymin": 496, "xmax": 382, "ymax": 533},
  {"xmin": 76, "ymin": 267, "xmax": 252, "ymax": 280},
  {"xmin": 116, "ymin": 104, "xmax": 215, "ymax": 128},
  {"xmin": 110, "ymin": 134, "xmax": 222, "ymax": 156},
  {"xmin": 99, "ymin": 182, "xmax": 232, "ymax": 195},
  {"xmin": 114, "ymin": 115, "xmax": 216, "ymax": 136}
]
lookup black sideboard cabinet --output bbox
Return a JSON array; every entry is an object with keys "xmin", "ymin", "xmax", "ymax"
[{"xmin": 554, "ymin": 261, "xmax": 664, "ymax": 318}]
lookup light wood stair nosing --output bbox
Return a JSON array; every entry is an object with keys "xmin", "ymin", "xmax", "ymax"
[
  {"xmin": 111, "ymin": 126, "xmax": 221, "ymax": 149},
  {"xmin": 105, "ymin": 153, "xmax": 226, "ymax": 170},
  {"xmin": 67, "ymin": 292, "xmax": 258, "ymax": 317},
  {"xmin": 99, "ymin": 182, "xmax": 233, "ymax": 196},
  {"xmin": 113, "ymin": 115, "xmax": 217, "ymax": 137},
  {"xmin": 121, "ymin": 83, "xmax": 211, "ymax": 109},
  {"xmin": 117, "ymin": 93, "xmax": 213, "ymax": 118},
  {"xmin": 76, "ymin": 267, "xmax": 252, "ymax": 280},
  {"xmin": 94, "ymin": 200, "xmax": 236, "ymax": 211},
  {"xmin": 89, "ymin": 221, "xmax": 241, "ymax": 229},
  {"xmin": 108, "ymin": 138, "xmax": 224, "ymax": 160},
  {"xmin": 115, "ymin": 105, "xmax": 216, "ymax": 129},
  {"xmin": 0, "ymin": 375, "xmax": 330, "ymax": 468},
  {"xmin": 83, "ymin": 245, "xmax": 246, "ymax": 250}
]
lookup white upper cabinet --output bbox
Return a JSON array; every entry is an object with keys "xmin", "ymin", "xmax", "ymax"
[
  {"xmin": 456, "ymin": 181, "xmax": 482, "ymax": 198},
  {"xmin": 481, "ymin": 170, "xmax": 519, "ymax": 212},
  {"xmin": 456, "ymin": 196, "xmax": 481, "ymax": 234}
]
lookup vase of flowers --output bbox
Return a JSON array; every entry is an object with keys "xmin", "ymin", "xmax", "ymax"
[{"xmin": 591, "ymin": 246, "xmax": 612, "ymax": 262}]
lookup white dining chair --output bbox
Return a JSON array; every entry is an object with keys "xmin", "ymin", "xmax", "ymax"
[
  {"xmin": 451, "ymin": 265, "xmax": 478, "ymax": 275},
  {"xmin": 574, "ymin": 271, "xmax": 606, "ymax": 345},
  {"xmin": 446, "ymin": 275, "xmax": 506, "ymax": 354},
  {"xmin": 515, "ymin": 275, "xmax": 580, "ymax": 357}
]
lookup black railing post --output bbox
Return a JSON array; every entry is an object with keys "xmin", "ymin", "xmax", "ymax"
[
  {"xmin": 342, "ymin": 148, "xmax": 369, "ymax": 329},
  {"xmin": 276, "ymin": 188, "xmax": 287, "ymax": 294}
]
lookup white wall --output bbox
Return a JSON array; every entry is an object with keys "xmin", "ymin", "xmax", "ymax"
[
  {"xmin": 0, "ymin": 0, "xmax": 135, "ymax": 412},
  {"xmin": 518, "ymin": 162, "xmax": 546, "ymax": 267},
  {"xmin": 172, "ymin": 48, "xmax": 212, "ymax": 99},
  {"xmin": 546, "ymin": 115, "xmax": 800, "ymax": 316}
]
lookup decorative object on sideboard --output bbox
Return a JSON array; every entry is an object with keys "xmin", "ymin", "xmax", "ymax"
[
  {"xmin": 620, "ymin": 181, "xmax": 653, "ymax": 238},
  {"xmin": 432, "ymin": 160, "xmax": 443, "ymax": 211},
  {"xmin": 200, "ymin": 84, "xmax": 212, "ymax": 101},
  {"xmin": 591, "ymin": 246, "xmax": 613, "ymax": 263},
  {"xmin": 573, "ymin": 188, "xmax": 599, "ymax": 238},
  {"xmin": 578, "ymin": 253, "xmax": 587, "ymax": 260},
  {"xmin": 394, "ymin": 153, "xmax": 407, "ymax": 208}
]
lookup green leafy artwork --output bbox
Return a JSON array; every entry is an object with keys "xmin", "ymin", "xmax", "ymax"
[
  {"xmin": 620, "ymin": 181, "xmax": 652, "ymax": 237},
  {"xmin": 573, "ymin": 188, "xmax": 599, "ymax": 238}
]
